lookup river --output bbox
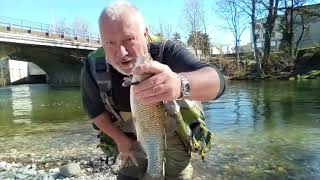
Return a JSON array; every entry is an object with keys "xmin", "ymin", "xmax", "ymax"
[{"xmin": 0, "ymin": 80, "xmax": 319, "ymax": 179}]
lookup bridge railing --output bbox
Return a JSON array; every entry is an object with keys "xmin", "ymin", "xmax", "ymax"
[{"xmin": 0, "ymin": 16, "xmax": 101, "ymax": 45}]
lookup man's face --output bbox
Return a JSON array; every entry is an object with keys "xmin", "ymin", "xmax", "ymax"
[{"xmin": 100, "ymin": 14, "xmax": 148, "ymax": 75}]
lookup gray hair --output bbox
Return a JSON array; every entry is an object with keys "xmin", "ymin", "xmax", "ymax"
[{"xmin": 99, "ymin": 0, "xmax": 146, "ymax": 33}]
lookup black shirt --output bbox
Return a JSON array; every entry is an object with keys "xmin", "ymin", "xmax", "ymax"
[{"xmin": 80, "ymin": 40, "xmax": 225, "ymax": 119}]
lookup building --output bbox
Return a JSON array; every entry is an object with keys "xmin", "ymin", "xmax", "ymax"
[
  {"xmin": 251, "ymin": 16, "xmax": 283, "ymax": 51},
  {"xmin": 291, "ymin": 3, "xmax": 320, "ymax": 49},
  {"xmin": 251, "ymin": 3, "xmax": 320, "ymax": 51},
  {"xmin": 210, "ymin": 45, "xmax": 235, "ymax": 55}
]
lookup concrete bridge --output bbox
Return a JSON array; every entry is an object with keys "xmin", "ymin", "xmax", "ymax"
[{"xmin": 0, "ymin": 16, "xmax": 101, "ymax": 87}]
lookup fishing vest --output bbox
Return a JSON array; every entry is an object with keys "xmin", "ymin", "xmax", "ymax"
[{"xmin": 87, "ymin": 39, "xmax": 214, "ymax": 161}]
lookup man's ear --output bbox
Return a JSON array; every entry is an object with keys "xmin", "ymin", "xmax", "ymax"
[{"xmin": 144, "ymin": 27, "xmax": 149, "ymax": 37}]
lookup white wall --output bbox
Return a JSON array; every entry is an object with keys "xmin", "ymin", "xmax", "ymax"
[
  {"xmin": 8, "ymin": 60, "xmax": 46, "ymax": 83},
  {"xmin": 9, "ymin": 60, "xmax": 28, "ymax": 83}
]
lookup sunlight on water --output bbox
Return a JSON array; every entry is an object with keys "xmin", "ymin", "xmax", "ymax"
[
  {"xmin": 0, "ymin": 84, "xmax": 87, "ymax": 137},
  {"xmin": 11, "ymin": 85, "xmax": 32, "ymax": 124},
  {"xmin": 194, "ymin": 80, "xmax": 320, "ymax": 179},
  {"xmin": 0, "ymin": 81, "xmax": 319, "ymax": 179}
]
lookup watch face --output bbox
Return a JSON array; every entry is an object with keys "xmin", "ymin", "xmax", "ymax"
[
  {"xmin": 184, "ymin": 83, "xmax": 191, "ymax": 96},
  {"xmin": 179, "ymin": 74, "xmax": 191, "ymax": 98}
]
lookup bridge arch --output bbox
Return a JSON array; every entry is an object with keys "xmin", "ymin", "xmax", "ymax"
[
  {"xmin": 0, "ymin": 16, "xmax": 101, "ymax": 87},
  {"xmin": 1, "ymin": 41, "xmax": 94, "ymax": 86}
]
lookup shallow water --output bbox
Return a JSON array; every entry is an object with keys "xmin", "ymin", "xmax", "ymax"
[
  {"xmin": 193, "ymin": 80, "xmax": 320, "ymax": 179},
  {"xmin": 0, "ymin": 81, "xmax": 319, "ymax": 179},
  {"xmin": 0, "ymin": 84, "xmax": 100, "ymax": 164}
]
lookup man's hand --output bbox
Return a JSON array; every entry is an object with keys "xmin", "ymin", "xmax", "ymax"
[
  {"xmin": 116, "ymin": 135, "xmax": 139, "ymax": 168},
  {"xmin": 132, "ymin": 61, "xmax": 181, "ymax": 105}
]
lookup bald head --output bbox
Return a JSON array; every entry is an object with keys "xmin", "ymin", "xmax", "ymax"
[
  {"xmin": 99, "ymin": 1, "xmax": 146, "ymax": 34},
  {"xmin": 97, "ymin": 1, "xmax": 149, "ymax": 75}
]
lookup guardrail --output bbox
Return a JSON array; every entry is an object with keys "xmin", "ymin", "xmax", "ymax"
[{"xmin": 0, "ymin": 16, "xmax": 101, "ymax": 45}]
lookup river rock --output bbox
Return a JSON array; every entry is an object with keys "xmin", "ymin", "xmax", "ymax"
[
  {"xmin": 0, "ymin": 161, "xmax": 7, "ymax": 171},
  {"xmin": 15, "ymin": 174, "xmax": 29, "ymax": 179},
  {"xmin": 59, "ymin": 162, "xmax": 81, "ymax": 177},
  {"xmin": 37, "ymin": 174, "xmax": 50, "ymax": 180},
  {"xmin": 24, "ymin": 169, "xmax": 38, "ymax": 176}
]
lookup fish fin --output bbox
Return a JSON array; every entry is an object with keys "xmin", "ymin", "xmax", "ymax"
[
  {"xmin": 164, "ymin": 131, "xmax": 167, "ymax": 150},
  {"xmin": 162, "ymin": 157, "xmax": 166, "ymax": 177},
  {"xmin": 122, "ymin": 76, "xmax": 133, "ymax": 87}
]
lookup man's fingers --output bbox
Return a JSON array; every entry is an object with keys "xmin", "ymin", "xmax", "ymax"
[
  {"xmin": 133, "ymin": 61, "xmax": 167, "ymax": 75},
  {"xmin": 133, "ymin": 72, "xmax": 166, "ymax": 95},
  {"xmin": 129, "ymin": 152, "xmax": 139, "ymax": 167},
  {"xmin": 135, "ymin": 84, "xmax": 167, "ymax": 100},
  {"xmin": 139, "ymin": 92, "xmax": 169, "ymax": 105},
  {"xmin": 119, "ymin": 153, "xmax": 129, "ymax": 169},
  {"xmin": 118, "ymin": 152, "xmax": 139, "ymax": 168}
]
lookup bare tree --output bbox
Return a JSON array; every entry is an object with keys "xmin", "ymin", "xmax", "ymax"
[
  {"xmin": 154, "ymin": 22, "xmax": 173, "ymax": 40},
  {"xmin": 199, "ymin": 0, "xmax": 207, "ymax": 34},
  {"xmin": 279, "ymin": 0, "xmax": 296, "ymax": 57},
  {"xmin": 183, "ymin": 0, "xmax": 206, "ymax": 56},
  {"xmin": 279, "ymin": 0, "xmax": 305, "ymax": 57},
  {"xmin": 163, "ymin": 24, "xmax": 173, "ymax": 40},
  {"xmin": 172, "ymin": 32, "xmax": 182, "ymax": 41},
  {"xmin": 213, "ymin": 43, "xmax": 225, "ymax": 64},
  {"xmin": 293, "ymin": 6, "xmax": 320, "ymax": 56},
  {"xmin": 260, "ymin": 0, "xmax": 280, "ymax": 71},
  {"xmin": 54, "ymin": 17, "xmax": 91, "ymax": 39},
  {"xmin": 55, "ymin": 19, "xmax": 68, "ymax": 34},
  {"xmin": 234, "ymin": 0, "xmax": 264, "ymax": 75},
  {"xmin": 148, "ymin": 25, "xmax": 159, "ymax": 36},
  {"xmin": 279, "ymin": 0, "xmax": 319, "ymax": 57},
  {"xmin": 72, "ymin": 17, "xmax": 91, "ymax": 38},
  {"xmin": 216, "ymin": 0, "xmax": 248, "ymax": 63},
  {"xmin": 0, "ymin": 60, "xmax": 4, "ymax": 86}
]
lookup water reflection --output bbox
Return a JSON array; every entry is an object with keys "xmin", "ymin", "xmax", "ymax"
[
  {"xmin": 11, "ymin": 85, "xmax": 32, "ymax": 124},
  {"xmin": 0, "ymin": 84, "xmax": 87, "ymax": 137},
  {"xmin": 205, "ymin": 80, "xmax": 320, "ymax": 132},
  {"xmin": 198, "ymin": 80, "xmax": 320, "ymax": 179}
]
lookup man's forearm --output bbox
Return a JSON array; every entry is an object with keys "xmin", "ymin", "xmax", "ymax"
[
  {"xmin": 181, "ymin": 67, "xmax": 222, "ymax": 101},
  {"xmin": 92, "ymin": 111, "xmax": 127, "ymax": 143}
]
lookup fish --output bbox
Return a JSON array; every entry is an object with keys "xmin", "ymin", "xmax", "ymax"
[{"xmin": 130, "ymin": 53, "xmax": 166, "ymax": 180}]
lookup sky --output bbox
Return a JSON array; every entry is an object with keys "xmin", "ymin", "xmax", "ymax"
[{"xmin": 1, "ymin": 0, "xmax": 320, "ymax": 47}]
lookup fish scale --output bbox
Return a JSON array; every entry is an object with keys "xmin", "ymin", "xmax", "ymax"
[{"xmin": 130, "ymin": 54, "xmax": 166, "ymax": 179}]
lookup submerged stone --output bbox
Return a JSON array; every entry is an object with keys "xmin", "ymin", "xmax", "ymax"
[{"xmin": 59, "ymin": 162, "xmax": 81, "ymax": 177}]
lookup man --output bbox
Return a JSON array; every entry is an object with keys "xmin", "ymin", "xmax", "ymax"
[{"xmin": 80, "ymin": 1, "xmax": 225, "ymax": 180}]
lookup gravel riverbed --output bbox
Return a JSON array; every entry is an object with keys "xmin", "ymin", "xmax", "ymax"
[
  {"xmin": 0, "ymin": 122, "xmax": 208, "ymax": 180},
  {"xmin": 0, "ymin": 122, "xmax": 120, "ymax": 180}
]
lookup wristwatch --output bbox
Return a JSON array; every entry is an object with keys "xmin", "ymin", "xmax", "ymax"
[{"xmin": 178, "ymin": 74, "xmax": 191, "ymax": 99}]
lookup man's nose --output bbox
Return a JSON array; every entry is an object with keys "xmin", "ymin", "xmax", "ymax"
[{"xmin": 116, "ymin": 45, "xmax": 128, "ymax": 57}]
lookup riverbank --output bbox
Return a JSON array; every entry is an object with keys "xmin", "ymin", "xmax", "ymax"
[
  {"xmin": 0, "ymin": 125, "xmax": 120, "ymax": 179},
  {"xmin": 0, "ymin": 156, "xmax": 118, "ymax": 180},
  {"xmin": 0, "ymin": 120, "xmax": 209, "ymax": 180},
  {"xmin": 0, "ymin": 157, "xmax": 211, "ymax": 180},
  {"xmin": 220, "ymin": 48, "xmax": 320, "ymax": 81},
  {"xmin": 0, "ymin": 150, "xmax": 210, "ymax": 180}
]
